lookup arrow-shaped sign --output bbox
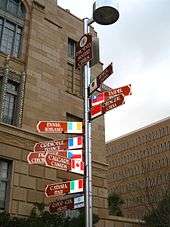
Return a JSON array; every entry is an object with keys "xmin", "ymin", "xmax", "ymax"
[
  {"xmin": 91, "ymin": 84, "xmax": 131, "ymax": 107},
  {"xmin": 89, "ymin": 63, "xmax": 113, "ymax": 95},
  {"xmin": 34, "ymin": 136, "xmax": 83, "ymax": 152},
  {"xmin": 90, "ymin": 94, "xmax": 125, "ymax": 120},
  {"xmin": 36, "ymin": 121, "xmax": 83, "ymax": 134}
]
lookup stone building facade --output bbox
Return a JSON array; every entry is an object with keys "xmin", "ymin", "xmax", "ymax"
[{"xmin": 106, "ymin": 117, "xmax": 170, "ymax": 219}]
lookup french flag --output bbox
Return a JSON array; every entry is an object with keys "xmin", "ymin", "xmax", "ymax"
[
  {"xmin": 68, "ymin": 136, "xmax": 83, "ymax": 150},
  {"xmin": 67, "ymin": 149, "xmax": 83, "ymax": 160},
  {"xmin": 91, "ymin": 92, "xmax": 105, "ymax": 106}
]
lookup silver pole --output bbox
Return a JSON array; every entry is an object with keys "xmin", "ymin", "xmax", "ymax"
[{"xmin": 83, "ymin": 17, "xmax": 93, "ymax": 227}]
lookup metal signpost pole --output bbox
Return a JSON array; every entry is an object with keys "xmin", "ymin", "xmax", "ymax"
[{"xmin": 83, "ymin": 17, "xmax": 92, "ymax": 227}]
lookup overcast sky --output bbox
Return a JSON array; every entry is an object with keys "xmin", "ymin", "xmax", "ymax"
[{"xmin": 58, "ymin": 0, "xmax": 170, "ymax": 142}]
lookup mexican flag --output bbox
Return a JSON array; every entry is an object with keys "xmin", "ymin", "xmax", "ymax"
[{"xmin": 70, "ymin": 179, "xmax": 84, "ymax": 194}]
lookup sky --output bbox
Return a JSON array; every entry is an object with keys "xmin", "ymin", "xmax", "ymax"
[{"xmin": 58, "ymin": 0, "xmax": 170, "ymax": 142}]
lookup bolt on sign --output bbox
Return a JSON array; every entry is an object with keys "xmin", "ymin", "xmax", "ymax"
[
  {"xmin": 27, "ymin": 152, "xmax": 46, "ymax": 165},
  {"xmin": 88, "ymin": 63, "xmax": 113, "ymax": 95},
  {"xmin": 45, "ymin": 181, "xmax": 70, "ymax": 198},
  {"xmin": 34, "ymin": 136, "xmax": 83, "ymax": 153},
  {"xmin": 45, "ymin": 153, "xmax": 71, "ymax": 171},
  {"xmin": 90, "ymin": 94, "xmax": 125, "ymax": 120},
  {"xmin": 36, "ymin": 121, "xmax": 83, "ymax": 134},
  {"xmin": 91, "ymin": 84, "xmax": 132, "ymax": 107},
  {"xmin": 75, "ymin": 33, "xmax": 93, "ymax": 69}
]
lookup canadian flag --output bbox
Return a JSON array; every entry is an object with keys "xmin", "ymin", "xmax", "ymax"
[{"xmin": 70, "ymin": 159, "xmax": 84, "ymax": 175}]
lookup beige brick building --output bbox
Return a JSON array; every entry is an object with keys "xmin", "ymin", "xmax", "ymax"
[
  {"xmin": 0, "ymin": 0, "xmax": 145, "ymax": 226},
  {"xmin": 106, "ymin": 117, "xmax": 170, "ymax": 219}
]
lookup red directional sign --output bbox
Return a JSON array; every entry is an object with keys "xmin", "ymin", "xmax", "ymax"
[
  {"xmin": 90, "ymin": 94, "xmax": 125, "ymax": 120},
  {"xmin": 89, "ymin": 63, "xmax": 113, "ymax": 95},
  {"xmin": 106, "ymin": 84, "xmax": 132, "ymax": 98},
  {"xmin": 36, "ymin": 121, "xmax": 83, "ymax": 134},
  {"xmin": 49, "ymin": 195, "xmax": 84, "ymax": 213},
  {"xmin": 91, "ymin": 84, "xmax": 131, "ymax": 107},
  {"xmin": 34, "ymin": 136, "xmax": 83, "ymax": 152},
  {"xmin": 34, "ymin": 139, "xmax": 68, "ymax": 152},
  {"xmin": 49, "ymin": 198, "xmax": 74, "ymax": 213},
  {"xmin": 45, "ymin": 181, "xmax": 70, "ymax": 197},
  {"xmin": 75, "ymin": 33, "xmax": 93, "ymax": 69},
  {"xmin": 103, "ymin": 94, "xmax": 125, "ymax": 112},
  {"xmin": 45, "ymin": 153, "xmax": 71, "ymax": 171},
  {"xmin": 27, "ymin": 152, "xmax": 46, "ymax": 164}
]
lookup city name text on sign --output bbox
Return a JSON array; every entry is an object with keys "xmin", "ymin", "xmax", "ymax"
[
  {"xmin": 91, "ymin": 84, "xmax": 131, "ymax": 107},
  {"xmin": 90, "ymin": 94, "xmax": 125, "ymax": 120},
  {"xmin": 75, "ymin": 33, "xmax": 93, "ymax": 69},
  {"xmin": 34, "ymin": 136, "xmax": 83, "ymax": 152},
  {"xmin": 36, "ymin": 121, "xmax": 83, "ymax": 134},
  {"xmin": 45, "ymin": 153, "xmax": 71, "ymax": 171},
  {"xmin": 89, "ymin": 63, "xmax": 113, "ymax": 95},
  {"xmin": 27, "ymin": 152, "xmax": 46, "ymax": 165}
]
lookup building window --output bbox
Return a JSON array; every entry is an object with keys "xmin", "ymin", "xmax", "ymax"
[
  {"xmin": 0, "ymin": 68, "xmax": 26, "ymax": 127},
  {"xmin": 67, "ymin": 38, "xmax": 83, "ymax": 98},
  {"xmin": 0, "ymin": 0, "xmax": 25, "ymax": 57},
  {"xmin": 3, "ymin": 80, "xmax": 18, "ymax": 124},
  {"xmin": 66, "ymin": 113, "xmax": 82, "ymax": 122},
  {"xmin": 0, "ymin": 159, "xmax": 11, "ymax": 211},
  {"xmin": 66, "ymin": 63, "xmax": 83, "ymax": 98},
  {"xmin": 68, "ymin": 38, "xmax": 76, "ymax": 59}
]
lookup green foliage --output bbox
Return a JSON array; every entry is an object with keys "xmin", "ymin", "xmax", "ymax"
[
  {"xmin": 108, "ymin": 192, "xmax": 124, "ymax": 216},
  {"xmin": 144, "ymin": 193, "xmax": 170, "ymax": 227},
  {"xmin": 0, "ymin": 203, "xmax": 100, "ymax": 227}
]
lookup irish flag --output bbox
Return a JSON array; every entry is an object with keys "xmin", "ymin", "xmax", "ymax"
[
  {"xmin": 70, "ymin": 179, "xmax": 84, "ymax": 194},
  {"xmin": 67, "ymin": 122, "xmax": 83, "ymax": 134}
]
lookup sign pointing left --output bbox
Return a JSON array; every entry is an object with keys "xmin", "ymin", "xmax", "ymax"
[{"xmin": 36, "ymin": 121, "xmax": 83, "ymax": 134}]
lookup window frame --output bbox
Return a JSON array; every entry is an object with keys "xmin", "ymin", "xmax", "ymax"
[{"xmin": 0, "ymin": 158, "xmax": 12, "ymax": 212}]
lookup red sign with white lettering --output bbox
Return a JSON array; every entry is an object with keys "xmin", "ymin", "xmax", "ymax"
[
  {"xmin": 45, "ymin": 181, "xmax": 70, "ymax": 197},
  {"xmin": 45, "ymin": 153, "xmax": 71, "ymax": 171},
  {"xmin": 49, "ymin": 198, "xmax": 74, "ymax": 213},
  {"xmin": 90, "ymin": 84, "xmax": 131, "ymax": 107},
  {"xmin": 27, "ymin": 152, "xmax": 46, "ymax": 165},
  {"xmin": 90, "ymin": 94, "xmax": 125, "ymax": 120},
  {"xmin": 37, "ymin": 121, "xmax": 67, "ymax": 133},
  {"xmin": 34, "ymin": 139, "xmax": 68, "ymax": 153},
  {"xmin": 75, "ymin": 33, "xmax": 93, "ymax": 69},
  {"xmin": 89, "ymin": 63, "xmax": 113, "ymax": 94},
  {"xmin": 106, "ymin": 84, "xmax": 131, "ymax": 98},
  {"xmin": 103, "ymin": 94, "xmax": 125, "ymax": 112}
]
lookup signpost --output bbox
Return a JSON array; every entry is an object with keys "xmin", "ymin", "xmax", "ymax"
[
  {"xmin": 75, "ymin": 33, "xmax": 93, "ymax": 69},
  {"xmin": 90, "ymin": 94, "xmax": 125, "ymax": 120},
  {"xmin": 36, "ymin": 121, "xmax": 83, "ymax": 134},
  {"xmin": 34, "ymin": 136, "xmax": 83, "ymax": 152},
  {"xmin": 89, "ymin": 63, "xmax": 113, "ymax": 95}
]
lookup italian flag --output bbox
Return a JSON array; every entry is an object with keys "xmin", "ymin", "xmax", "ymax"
[{"xmin": 70, "ymin": 179, "xmax": 84, "ymax": 194}]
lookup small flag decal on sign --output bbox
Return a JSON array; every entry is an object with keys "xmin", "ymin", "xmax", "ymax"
[
  {"xmin": 68, "ymin": 136, "xmax": 83, "ymax": 149},
  {"xmin": 91, "ymin": 92, "xmax": 105, "ymax": 107},
  {"xmin": 70, "ymin": 159, "xmax": 84, "ymax": 175},
  {"xmin": 67, "ymin": 122, "xmax": 83, "ymax": 134},
  {"xmin": 67, "ymin": 149, "xmax": 82, "ymax": 159},
  {"xmin": 70, "ymin": 179, "xmax": 84, "ymax": 194}
]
